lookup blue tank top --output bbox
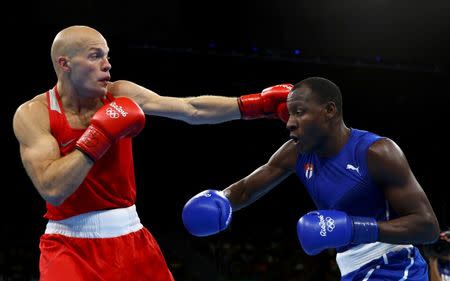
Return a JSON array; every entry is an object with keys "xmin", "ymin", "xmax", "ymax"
[{"xmin": 295, "ymin": 128, "xmax": 396, "ymax": 222}]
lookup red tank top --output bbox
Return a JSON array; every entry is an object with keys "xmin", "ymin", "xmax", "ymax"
[{"xmin": 44, "ymin": 86, "xmax": 137, "ymax": 220}]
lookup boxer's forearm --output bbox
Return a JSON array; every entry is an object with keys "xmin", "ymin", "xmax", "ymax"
[
  {"xmin": 377, "ymin": 214, "xmax": 440, "ymax": 244},
  {"xmin": 181, "ymin": 96, "xmax": 241, "ymax": 124},
  {"xmin": 29, "ymin": 150, "xmax": 93, "ymax": 206}
]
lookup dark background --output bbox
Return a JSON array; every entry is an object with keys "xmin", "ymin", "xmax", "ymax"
[{"xmin": 2, "ymin": 1, "xmax": 450, "ymax": 280}]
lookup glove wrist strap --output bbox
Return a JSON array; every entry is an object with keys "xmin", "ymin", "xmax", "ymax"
[
  {"xmin": 75, "ymin": 126, "xmax": 112, "ymax": 161},
  {"xmin": 351, "ymin": 216, "xmax": 378, "ymax": 244}
]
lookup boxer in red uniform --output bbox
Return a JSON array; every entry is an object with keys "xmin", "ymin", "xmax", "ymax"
[{"xmin": 12, "ymin": 25, "xmax": 292, "ymax": 280}]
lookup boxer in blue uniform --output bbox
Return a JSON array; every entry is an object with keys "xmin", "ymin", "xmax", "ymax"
[{"xmin": 182, "ymin": 77, "xmax": 440, "ymax": 280}]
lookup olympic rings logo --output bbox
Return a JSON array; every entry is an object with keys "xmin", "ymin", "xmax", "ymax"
[
  {"xmin": 325, "ymin": 217, "xmax": 335, "ymax": 232},
  {"xmin": 318, "ymin": 215, "xmax": 335, "ymax": 236},
  {"xmin": 106, "ymin": 107, "xmax": 120, "ymax": 119}
]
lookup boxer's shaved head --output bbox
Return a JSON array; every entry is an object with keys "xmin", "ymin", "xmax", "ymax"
[{"xmin": 51, "ymin": 26, "xmax": 107, "ymax": 75}]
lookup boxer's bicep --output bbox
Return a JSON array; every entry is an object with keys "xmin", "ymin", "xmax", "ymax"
[
  {"xmin": 368, "ymin": 138, "xmax": 439, "ymax": 244},
  {"xmin": 13, "ymin": 101, "xmax": 60, "ymax": 188}
]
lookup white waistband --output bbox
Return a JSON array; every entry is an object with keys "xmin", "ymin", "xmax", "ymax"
[
  {"xmin": 45, "ymin": 205, "xmax": 143, "ymax": 238},
  {"xmin": 336, "ymin": 242, "xmax": 414, "ymax": 276}
]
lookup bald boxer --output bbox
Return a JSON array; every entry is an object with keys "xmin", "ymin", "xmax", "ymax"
[
  {"xmin": 12, "ymin": 25, "xmax": 291, "ymax": 281},
  {"xmin": 183, "ymin": 77, "xmax": 440, "ymax": 280}
]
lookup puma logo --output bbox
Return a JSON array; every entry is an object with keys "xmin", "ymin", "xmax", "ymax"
[{"xmin": 346, "ymin": 164, "xmax": 360, "ymax": 175}]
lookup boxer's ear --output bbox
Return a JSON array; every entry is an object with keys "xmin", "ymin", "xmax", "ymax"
[{"xmin": 57, "ymin": 56, "xmax": 71, "ymax": 72}]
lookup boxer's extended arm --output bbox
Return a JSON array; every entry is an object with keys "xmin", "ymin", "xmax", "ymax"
[
  {"xmin": 183, "ymin": 157, "xmax": 292, "ymax": 237},
  {"xmin": 223, "ymin": 140, "xmax": 297, "ymax": 211},
  {"xmin": 13, "ymin": 99, "xmax": 93, "ymax": 206},
  {"xmin": 107, "ymin": 80, "xmax": 291, "ymax": 124},
  {"xmin": 108, "ymin": 80, "xmax": 239, "ymax": 124},
  {"xmin": 182, "ymin": 141, "xmax": 296, "ymax": 237},
  {"xmin": 369, "ymin": 138, "xmax": 440, "ymax": 244}
]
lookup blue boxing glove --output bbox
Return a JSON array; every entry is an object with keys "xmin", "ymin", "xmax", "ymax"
[
  {"xmin": 297, "ymin": 210, "xmax": 378, "ymax": 255},
  {"xmin": 182, "ymin": 189, "xmax": 232, "ymax": 237}
]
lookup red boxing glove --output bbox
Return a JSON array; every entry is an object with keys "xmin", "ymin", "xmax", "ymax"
[
  {"xmin": 276, "ymin": 102, "xmax": 289, "ymax": 123},
  {"xmin": 238, "ymin": 83, "xmax": 293, "ymax": 122},
  {"xmin": 76, "ymin": 97, "xmax": 146, "ymax": 161}
]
